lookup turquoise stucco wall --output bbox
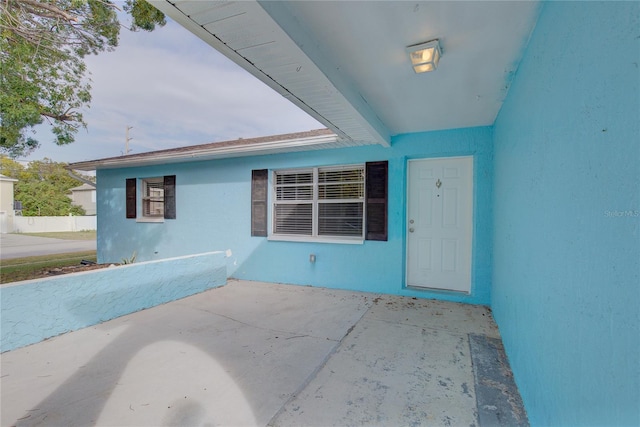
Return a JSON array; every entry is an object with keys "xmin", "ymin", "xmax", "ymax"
[
  {"xmin": 492, "ymin": 2, "xmax": 640, "ymax": 426},
  {"xmin": 1, "ymin": 252, "xmax": 227, "ymax": 352},
  {"xmin": 97, "ymin": 126, "xmax": 493, "ymax": 305}
]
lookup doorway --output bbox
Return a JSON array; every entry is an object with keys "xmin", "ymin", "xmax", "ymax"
[{"xmin": 406, "ymin": 157, "xmax": 473, "ymax": 293}]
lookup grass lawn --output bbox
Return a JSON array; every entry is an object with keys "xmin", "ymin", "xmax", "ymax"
[
  {"xmin": 0, "ymin": 251, "xmax": 98, "ymax": 284},
  {"xmin": 21, "ymin": 231, "xmax": 96, "ymax": 240}
]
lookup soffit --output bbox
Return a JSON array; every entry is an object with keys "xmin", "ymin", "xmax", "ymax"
[
  {"xmin": 151, "ymin": 1, "xmax": 541, "ymax": 142},
  {"xmin": 152, "ymin": 0, "xmax": 390, "ymax": 146}
]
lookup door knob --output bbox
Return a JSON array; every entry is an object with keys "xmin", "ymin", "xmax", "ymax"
[{"xmin": 409, "ymin": 228, "xmax": 415, "ymax": 233}]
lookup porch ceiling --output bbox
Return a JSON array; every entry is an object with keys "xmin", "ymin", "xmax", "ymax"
[{"xmin": 150, "ymin": 1, "xmax": 541, "ymax": 146}]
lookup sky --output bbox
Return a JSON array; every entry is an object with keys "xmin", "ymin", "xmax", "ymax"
[{"xmin": 22, "ymin": 12, "xmax": 321, "ymax": 165}]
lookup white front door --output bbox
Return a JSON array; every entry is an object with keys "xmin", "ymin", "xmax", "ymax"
[{"xmin": 406, "ymin": 157, "xmax": 473, "ymax": 293}]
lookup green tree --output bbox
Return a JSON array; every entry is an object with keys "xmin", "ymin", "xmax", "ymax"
[
  {"xmin": 0, "ymin": 157, "xmax": 92, "ymax": 216},
  {"xmin": 0, "ymin": 155, "xmax": 26, "ymax": 179},
  {"xmin": 16, "ymin": 180, "xmax": 86, "ymax": 216},
  {"xmin": 0, "ymin": 0, "xmax": 166, "ymax": 157}
]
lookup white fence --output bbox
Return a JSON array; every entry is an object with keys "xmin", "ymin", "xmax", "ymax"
[{"xmin": 13, "ymin": 215, "xmax": 96, "ymax": 233}]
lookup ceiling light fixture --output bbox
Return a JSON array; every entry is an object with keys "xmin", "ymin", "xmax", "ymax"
[{"xmin": 406, "ymin": 39, "xmax": 442, "ymax": 73}]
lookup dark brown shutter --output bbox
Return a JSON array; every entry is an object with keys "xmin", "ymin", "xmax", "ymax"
[
  {"xmin": 164, "ymin": 175, "xmax": 176, "ymax": 219},
  {"xmin": 365, "ymin": 161, "xmax": 388, "ymax": 241},
  {"xmin": 126, "ymin": 178, "xmax": 136, "ymax": 218},
  {"xmin": 251, "ymin": 169, "xmax": 268, "ymax": 236}
]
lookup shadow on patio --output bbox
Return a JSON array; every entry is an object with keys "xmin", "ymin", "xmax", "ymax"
[{"xmin": 1, "ymin": 280, "xmax": 526, "ymax": 426}]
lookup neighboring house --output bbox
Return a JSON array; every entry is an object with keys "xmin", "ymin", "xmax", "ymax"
[
  {"xmin": 71, "ymin": 2, "xmax": 639, "ymax": 427},
  {"xmin": 69, "ymin": 183, "xmax": 96, "ymax": 215},
  {"xmin": 0, "ymin": 174, "xmax": 18, "ymax": 233}
]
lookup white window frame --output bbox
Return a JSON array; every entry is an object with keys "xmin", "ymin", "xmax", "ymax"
[
  {"xmin": 269, "ymin": 164, "xmax": 365, "ymax": 244},
  {"xmin": 137, "ymin": 177, "xmax": 165, "ymax": 223}
]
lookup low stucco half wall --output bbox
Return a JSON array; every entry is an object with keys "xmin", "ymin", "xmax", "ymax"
[{"xmin": 1, "ymin": 251, "xmax": 226, "ymax": 353}]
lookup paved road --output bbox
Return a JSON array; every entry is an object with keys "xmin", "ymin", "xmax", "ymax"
[{"xmin": 0, "ymin": 234, "xmax": 96, "ymax": 260}]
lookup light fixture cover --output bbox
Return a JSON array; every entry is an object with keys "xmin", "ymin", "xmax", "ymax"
[{"xmin": 406, "ymin": 39, "xmax": 441, "ymax": 73}]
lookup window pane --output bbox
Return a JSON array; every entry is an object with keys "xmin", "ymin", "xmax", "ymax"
[
  {"xmin": 318, "ymin": 167, "xmax": 363, "ymax": 183},
  {"xmin": 274, "ymin": 203, "xmax": 312, "ymax": 235},
  {"xmin": 276, "ymin": 185, "xmax": 313, "ymax": 200},
  {"xmin": 318, "ymin": 202, "xmax": 363, "ymax": 236},
  {"xmin": 276, "ymin": 171, "xmax": 312, "ymax": 185},
  {"xmin": 143, "ymin": 199, "xmax": 164, "ymax": 216},
  {"xmin": 318, "ymin": 182, "xmax": 364, "ymax": 199},
  {"xmin": 143, "ymin": 178, "xmax": 164, "ymax": 217},
  {"xmin": 275, "ymin": 171, "xmax": 313, "ymax": 201},
  {"xmin": 145, "ymin": 181, "xmax": 164, "ymax": 197},
  {"xmin": 318, "ymin": 167, "xmax": 364, "ymax": 200}
]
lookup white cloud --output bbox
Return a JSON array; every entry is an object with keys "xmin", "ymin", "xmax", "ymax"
[{"xmin": 25, "ymin": 17, "xmax": 320, "ymax": 163}]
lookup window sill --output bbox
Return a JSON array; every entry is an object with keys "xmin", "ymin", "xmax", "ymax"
[
  {"xmin": 268, "ymin": 234, "xmax": 364, "ymax": 245},
  {"xmin": 136, "ymin": 217, "xmax": 164, "ymax": 223}
]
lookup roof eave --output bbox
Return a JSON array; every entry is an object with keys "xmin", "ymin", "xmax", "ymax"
[{"xmin": 69, "ymin": 133, "xmax": 343, "ymax": 171}]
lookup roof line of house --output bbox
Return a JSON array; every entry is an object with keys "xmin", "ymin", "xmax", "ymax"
[
  {"xmin": 69, "ymin": 129, "xmax": 341, "ymax": 171},
  {"xmin": 0, "ymin": 174, "xmax": 19, "ymax": 182},
  {"xmin": 67, "ymin": 170, "xmax": 96, "ymax": 187}
]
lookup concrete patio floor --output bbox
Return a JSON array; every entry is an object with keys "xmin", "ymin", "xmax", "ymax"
[{"xmin": 1, "ymin": 280, "xmax": 526, "ymax": 427}]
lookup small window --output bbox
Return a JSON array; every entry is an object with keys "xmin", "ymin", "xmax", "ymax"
[
  {"xmin": 272, "ymin": 165, "xmax": 365, "ymax": 241},
  {"xmin": 142, "ymin": 178, "xmax": 165, "ymax": 218},
  {"xmin": 126, "ymin": 175, "xmax": 176, "ymax": 221}
]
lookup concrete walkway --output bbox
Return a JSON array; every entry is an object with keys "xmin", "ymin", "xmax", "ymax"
[
  {"xmin": 0, "ymin": 280, "xmax": 527, "ymax": 427},
  {"xmin": 0, "ymin": 234, "xmax": 96, "ymax": 260}
]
